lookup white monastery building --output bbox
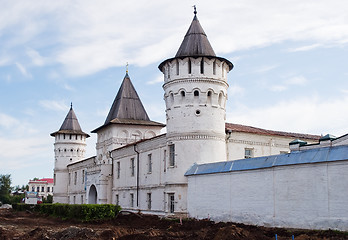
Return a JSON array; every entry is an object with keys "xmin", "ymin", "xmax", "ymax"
[{"xmin": 51, "ymin": 10, "xmax": 348, "ymax": 230}]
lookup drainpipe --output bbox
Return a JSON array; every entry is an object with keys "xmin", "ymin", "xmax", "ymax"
[
  {"xmin": 133, "ymin": 144, "xmax": 140, "ymax": 207},
  {"xmin": 226, "ymin": 129, "xmax": 232, "ymax": 160},
  {"xmin": 108, "ymin": 151, "xmax": 114, "ymax": 204}
]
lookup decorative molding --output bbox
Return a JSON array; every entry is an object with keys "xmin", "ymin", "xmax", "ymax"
[
  {"xmin": 163, "ymin": 78, "xmax": 228, "ymax": 89},
  {"xmin": 228, "ymin": 138, "xmax": 288, "ymax": 148},
  {"xmin": 167, "ymin": 133, "xmax": 225, "ymax": 141}
]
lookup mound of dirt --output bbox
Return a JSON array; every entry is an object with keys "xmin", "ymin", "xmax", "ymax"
[{"xmin": 1, "ymin": 208, "xmax": 348, "ymax": 240}]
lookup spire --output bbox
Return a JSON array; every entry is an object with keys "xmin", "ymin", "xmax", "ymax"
[
  {"xmin": 103, "ymin": 73, "xmax": 150, "ymax": 125},
  {"xmin": 50, "ymin": 105, "xmax": 89, "ymax": 137},
  {"xmin": 175, "ymin": 10, "xmax": 216, "ymax": 58}
]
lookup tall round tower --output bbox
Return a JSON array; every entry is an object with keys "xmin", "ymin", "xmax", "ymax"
[
  {"xmin": 159, "ymin": 10, "xmax": 233, "ymax": 164},
  {"xmin": 50, "ymin": 104, "xmax": 89, "ymax": 203}
]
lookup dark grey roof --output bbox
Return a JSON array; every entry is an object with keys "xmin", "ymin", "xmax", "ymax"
[
  {"xmin": 175, "ymin": 15, "xmax": 216, "ymax": 58},
  {"xmin": 185, "ymin": 144, "xmax": 348, "ymax": 176},
  {"xmin": 104, "ymin": 73, "xmax": 150, "ymax": 123},
  {"xmin": 158, "ymin": 13, "xmax": 233, "ymax": 71},
  {"xmin": 92, "ymin": 73, "xmax": 165, "ymax": 133},
  {"xmin": 51, "ymin": 105, "xmax": 89, "ymax": 137}
]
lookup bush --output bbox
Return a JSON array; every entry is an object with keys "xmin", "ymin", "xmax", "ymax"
[{"xmin": 12, "ymin": 203, "xmax": 121, "ymax": 222}]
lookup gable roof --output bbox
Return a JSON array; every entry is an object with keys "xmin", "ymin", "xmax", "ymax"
[
  {"xmin": 50, "ymin": 105, "xmax": 89, "ymax": 137},
  {"xmin": 92, "ymin": 73, "xmax": 165, "ymax": 133},
  {"xmin": 225, "ymin": 123, "xmax": 320, "ymax": 141}
]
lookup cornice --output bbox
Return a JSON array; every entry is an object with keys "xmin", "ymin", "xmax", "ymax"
[{"xmin": 163, "ymin": 78, "xmax": 228, "ymax": 90}]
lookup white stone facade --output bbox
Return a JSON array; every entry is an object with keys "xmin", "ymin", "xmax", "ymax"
[{"xmin": 50, "ymin": 12, "xmax": 348, "ymax": 231}]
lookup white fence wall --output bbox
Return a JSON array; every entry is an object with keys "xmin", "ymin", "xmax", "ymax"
[{"xmin": 187, "ymin": 161, "xmax": 348, "ymax": 230}]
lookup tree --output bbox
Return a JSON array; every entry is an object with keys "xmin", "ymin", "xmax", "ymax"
[{"xmin": 0, "ymin": 174, "xmax": 12, "ymax": 204}]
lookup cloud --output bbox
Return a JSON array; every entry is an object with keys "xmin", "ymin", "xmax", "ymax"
[
  {"xmin": 254, "ymin": 65, "xmax": 278, "ymax": 73},
  {"xmin": 286, "ymin": 75, "xmax": 308, "ymax": 86},
  {"xmin": 270, "ymin": 85, "xmax": 287, "ymax": 92},
  {"xmin": 0, "ymin": 113, "xmax": 19, "ymax": 129},
  {"xmin": 39, "ymin": 100, "xmax": 69, "ymax": 112},
  {"xmin": 147, "ymin": 74, "xmax": 163, "ymax": 85},
  {"xmin": 15, "ymin": 62, "xmax": 31, "ymax": 78},
  {"xmin": 229, "ymin": 84, "xmax": 245, "ymax": 96},
  {"xmin": 26, "ymin": 48, "xmax": 46, "ymax": 66},
  {"xmin": 287, "ymin": 43, "xmax": 322, "ymax": 52},
  {"xmin": 227, "ymin": 95, "xmax": 348, "ymax": 136}
]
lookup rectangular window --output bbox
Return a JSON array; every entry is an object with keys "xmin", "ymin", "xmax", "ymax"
[
  {"xmin": 244, "ymin": 148, "xmax": 253, "ymax": 159},
  {"xmin": 163, "ymin": 150, "xmax": 167, "ymax": 172},
  {"xmin": 54, "ymin": 174, "xmax": 56, "ymax": 185},
  {"xmin": 116, "ymin": 194, "xmax": 119, "ymax": 205},
  {"xmin": 147, "ymin": 193, "xmax": 152, "ymax": 210},
  {"xmin": 81, "ymin": 195, "xmax": 83, "ymax": 204},
  {"xmin": 37, "ymin": 187, "xmax": 40, "ymax": 192},
  {"xmin": 117, "ymin": 162, "xmax": 120, "ymax": 179},
  {"xmin": 213, "ymin": 60, "xmax": 216, "ymax": 75},
  {"xmin": 148, "ymin": 154, "xmax": 152, "ymax": 173},
  {"xmin": 47, "ymin": 187, "xmax": 50, "ymax": 192},
  {"xmin": 68, "ymin": 173, "xmax": 71, "ymax": 185},
  {"xmin": 130, "ymin": 193, "xmax": 134, "ymax": 208},
  {"xmin": 73, "ymin": 195, "xmax": 76, "ymax": 204},
  {"xmin": 74, "ymin": 172, "xmax": 77, "ymax": 185},
  {"xmin": 32, "ymin": 186, "xmax": 35, "ymax": 192},
  {"xmin": 130, "ymin": 158, "xmax": 135, "ymax": 177},
  {"xmin": 168, "ymin": 193, "xmax": 175, "ymax": 213},
  {"xmin": 82, "ymin": 170, "xmax": 85, "ymax": 183},
  {"xmin": 41, "ymin": 186, "xmax": 44, "ymax": 192},
  {"xmin": 169, "ymin": 144, "xmax": 175, "ymax": 167}
]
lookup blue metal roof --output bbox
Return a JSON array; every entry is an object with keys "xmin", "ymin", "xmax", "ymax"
[{"xmin": 185, "ymin": 145, "xmax": 348, "ymax": 176}]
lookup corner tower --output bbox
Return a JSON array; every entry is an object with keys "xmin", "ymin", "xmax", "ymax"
[
  {"xmin": 51, "ymin": 104, "xmax": 89, "ymax": 203},
  {"xmin": 159, "ymin": 10, "xmax": 233, "ymax": 164}
]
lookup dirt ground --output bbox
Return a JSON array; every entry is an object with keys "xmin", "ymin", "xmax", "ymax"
[{"xmin": 1, "ymin": 208, "xmax": 348, "ymax": 240}]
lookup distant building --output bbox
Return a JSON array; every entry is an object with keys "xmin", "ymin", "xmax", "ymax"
[{"xmin": 28, "ymin": 178, "xmax": 53, "ymax": 198}]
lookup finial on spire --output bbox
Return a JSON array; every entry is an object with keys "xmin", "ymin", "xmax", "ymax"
[
  {"xmin": 126, "ymin": 62, "xmax": 129, "ymax": 73},
  {"xmin": 70, "ymin": 102, "xmax": 73, "ymax": 109},
  {"xmin": 193, "ymin": 5, "xmax": 197, "ymax": 15}
]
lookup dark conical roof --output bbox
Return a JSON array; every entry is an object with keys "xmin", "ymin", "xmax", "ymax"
[
  {"xmin": 175, "ymin": 15, "xmax": 216, "ymax": 58},
  {"xmin": 158, "ymin": 12, "xmax": 233, "ymax": 71},
  {"xmin": 92, "ymin": 73, "xmax": 165, "ymax": 133},
  {"xmin": 50, "ymin": 105, "xmax": 89, "ymax": 137},
  {"xmin": 104, "ymin": 73, "xmax": 150, "ymax": 123}
]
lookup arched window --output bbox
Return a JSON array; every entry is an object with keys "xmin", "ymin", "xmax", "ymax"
[
  {"xmin": 170, "ymin": 93, "xmax": 174, "ymax": 106},
  {"xmin": 207, "ymin": 91, "xmax": 212, "ymax": 105},
  {"xmin": 218, "ymin": 92, "xmax": 223, "ymax": 107},
  {"xmin": 200, "ymin": 59, "xmax": 204, "ymax": 74},
  {"xmin": 222, "ymin": 63, "xmax": 225, "ymax": 78},
  {"xmin": 194, "ymin": 90, "xmax": 199, "ymax": 97},
  {"xmin": 181, "ymin": 91, "xmax": 185, "ymax": 97},
  {"xmin": 188, "ymin": 59, "xmax": 192, "ymax": 74}
]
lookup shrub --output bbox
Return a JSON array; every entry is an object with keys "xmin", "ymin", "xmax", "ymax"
[{"xmin": 12, "ymin": 203, "xmax": 121, "ymax": 222}]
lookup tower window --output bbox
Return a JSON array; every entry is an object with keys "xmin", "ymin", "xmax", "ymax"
[
  {"xmin": 188, "ymin": 59, "xmax": 192, "ymax": 74},
  {"xmin": 147, "ymin": 193, "xmax": 152, "ymax": 210},
  {"xmin": 207, "ymin": 91, "xmax": 212, "ymax": 105},
  {"xmin": 148, "ymin": 154, "xmax": 152, "ymax": 173},
  {"xmin": 194, "ymin": 90, "xmax": 199, "ymax": 97},
  {"xmin": 130, "ymin": 193, "xmax": 134, "ymax": 207},
  {"xmin": 176, "ymin": 59, "xmax": 179, "ymax": 75},
  {"xmin": 167, "ymin": 66, "xmax": 170, "ymax": 78},
  {"xmin": 213, "ymin": 60, "xmax": 216, "ymax": 75},
  {"xmin": 130, "ymin": 158, "xmax": 135, "ymax": 177},
  {"xmin": 169, "ymin": 144, "xmax": 175, "ymax": 167},
  {"xmin": 181, "ymin": 91, "xmax": 185, "ymax": 97},
  {"xmin": 200, "ymin": 59, "xmax": 204, "ymax": 74},
  {"xmin": 117, "ymin": 162, "xmax": 120, "ymax": 179}
]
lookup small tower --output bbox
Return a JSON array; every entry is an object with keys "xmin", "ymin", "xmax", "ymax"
[
  {"xmin": 159, "ymin": 10, "xmax": 233, "ymax": 165},
  {"xmin": 92, "ymin": 72, "xmax": 165, "ymax": 165},
  {"xmin": 51, "ymin": 104, "xmax": 89, "ymax": 203}
]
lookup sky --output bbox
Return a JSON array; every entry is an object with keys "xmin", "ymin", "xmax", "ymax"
[{"xmin": 1, "ymin": 0, "xmax": 348, "ymax": 187}]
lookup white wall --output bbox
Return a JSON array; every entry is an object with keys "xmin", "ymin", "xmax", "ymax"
[{"xmin": 187, "ymin": 161, "xmax": 348, "ymax": 230}]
